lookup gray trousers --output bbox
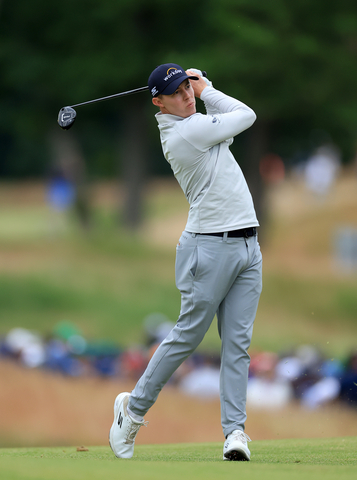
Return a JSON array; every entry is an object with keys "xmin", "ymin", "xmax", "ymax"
[{"xmin": 129, "ymin": 230, "xmax": 262, "ymax": 437}]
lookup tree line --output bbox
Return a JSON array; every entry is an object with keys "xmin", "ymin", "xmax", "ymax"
[{"xmin": 1, "ymin": 0, "xmax": 356, "ymax": 227}]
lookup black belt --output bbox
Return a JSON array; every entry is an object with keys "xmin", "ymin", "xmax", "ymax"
[{"xmin": 198, "ymin": 227, "xmax": 257, "ymax": 238}]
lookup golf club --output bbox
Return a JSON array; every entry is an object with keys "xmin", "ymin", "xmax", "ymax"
[
  {"xmin": 57, "ymin": 86, "xmax": 149, "ymax": 130},
  {"xmin": 57, "ymin": 72, "xmax": 207, "ymax": 130}
]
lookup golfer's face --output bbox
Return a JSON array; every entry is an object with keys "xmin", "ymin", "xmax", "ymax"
[{"xmin": 158, "ymin": 80, "xmax": 196, "ymax": 118}]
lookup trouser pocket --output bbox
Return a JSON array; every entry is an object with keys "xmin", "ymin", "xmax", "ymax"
[
  {"xmin": 189, "ymin": 246, "xmax": 199, "ymax": 278},
  {"xmin": 175, "ymin": 233, "xmax": 198, "ymax": 288}
]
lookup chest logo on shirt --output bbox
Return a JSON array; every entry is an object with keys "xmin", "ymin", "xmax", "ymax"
[{"xmin": 212, "ymin": 116, "xmax": 220, "ymax": 124}]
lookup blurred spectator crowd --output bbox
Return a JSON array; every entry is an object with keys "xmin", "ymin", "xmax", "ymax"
[{"xmin": 1, "ymin": 316, "xmax": 357, "ymax": 411}]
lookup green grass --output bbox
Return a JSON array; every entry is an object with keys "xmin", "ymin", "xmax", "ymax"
[
  {"xmin": 0, "ymin": 229, "xmax": 181, "ymax": 346},
  {"xmin": 1, "ymin": 231, "xmax": 357, "ymax": 357},
  {"xmin": 0, "ymin": 438, "xmax": 356, "ymax": 480},
  {"xmin": 0, "ymin": 233, "xmax": 356, "ymax": 357},
  {"xmin": 254, "ymin": 273, "xmax": 357, "ymax": 356}
]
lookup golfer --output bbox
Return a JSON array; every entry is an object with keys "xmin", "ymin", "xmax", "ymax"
[{"xmin": 110, "ymin": 63, "xmax": 262, "ymax": 461}]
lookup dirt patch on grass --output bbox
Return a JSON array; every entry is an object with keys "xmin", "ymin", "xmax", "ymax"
[{"xmin": 1, "ymin": 361, "xmax": 356, "ymax": 448}]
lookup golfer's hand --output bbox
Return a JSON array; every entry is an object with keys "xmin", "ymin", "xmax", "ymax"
[
  {"xmin": 188, "ymin": 68, "xmax": 213, "ymax": 87},
  {"xmin": 186, "ymin": 69, "xmax": 209, "ymax": 98}
]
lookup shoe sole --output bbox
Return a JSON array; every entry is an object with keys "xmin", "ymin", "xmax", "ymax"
[
  {"xmin": 224, "ymin": 450, "xmax": 250, "ymax": 461},
  {"xmin": 109, "ymin": 392, "xmax": 130, "ymax": 458}
]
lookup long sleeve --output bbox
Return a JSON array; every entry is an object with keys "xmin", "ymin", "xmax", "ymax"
[{"xmin": 182, "ymin": 87, "xmax": 256, "ymax": 151}]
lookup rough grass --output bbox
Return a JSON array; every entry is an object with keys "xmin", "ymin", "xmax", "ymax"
[
  {"xmin": 0, "ymin": 264, "xmax": 356, "ymax": 355},
  {"xmin": 0, "ymin": 177, "xmax": 357, "ymax": 357},
  {"xmin": 0, "ymin": 437, "xmax": 356, "ymax": 480}
]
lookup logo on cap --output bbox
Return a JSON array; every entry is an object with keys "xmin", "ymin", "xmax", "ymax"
[{"xmin": 164, "ymin": 68, "xmax": 182, "ymax": 82}]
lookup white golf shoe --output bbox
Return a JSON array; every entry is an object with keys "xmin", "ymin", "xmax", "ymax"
[
  {"xmin": 223, "ymin": 430, "xmax": 251, "ymax": 461},
  {"xmin": 109, "ymin": 392, "xmax": 147, "ymax": 459}
]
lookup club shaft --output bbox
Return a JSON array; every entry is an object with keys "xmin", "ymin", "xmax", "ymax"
[
  {"xmin": 68, "ymin": 72, "xmax": 207, "ymax": 109},
  {"xmin": 70, "ymin": 86, "xmax": 149, "ymax": 108}
]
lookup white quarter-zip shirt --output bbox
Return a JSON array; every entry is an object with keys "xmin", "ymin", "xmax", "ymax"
[{"xmin": 155, "ymin": 86, "xmax": 259, "ymax": 233}]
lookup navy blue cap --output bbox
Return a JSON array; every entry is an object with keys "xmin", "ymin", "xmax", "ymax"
[{"xmin": 148, "ymin": 63, "xmax": 199, "ymax": 97}]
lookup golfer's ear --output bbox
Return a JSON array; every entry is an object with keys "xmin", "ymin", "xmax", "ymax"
[{"xmin": 152, "ymin": 97, "xmax": 163, "ymax": 108}]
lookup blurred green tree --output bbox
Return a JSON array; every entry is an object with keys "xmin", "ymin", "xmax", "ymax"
[
  {"xmin": 0, "ymin": 0, "xmax": 356, "ymax": 231},
  {"xmin": 185, "ymin": 0, "xmax": 357, "ymax": 225}
]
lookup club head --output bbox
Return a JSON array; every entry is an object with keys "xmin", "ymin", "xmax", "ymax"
[{"xmin": 57, "ymin": 106, "xmax": 77, "ymax": 130}]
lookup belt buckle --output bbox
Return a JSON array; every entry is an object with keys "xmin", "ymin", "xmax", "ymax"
[{"xmin": 245, "ymin": 227, "xmax": 255, "ymax": 238}]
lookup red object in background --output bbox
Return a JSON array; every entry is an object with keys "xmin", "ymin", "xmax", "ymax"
[{"xmin": 259, "ymin": 154, "xmax": 285, "ymax": 184}]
